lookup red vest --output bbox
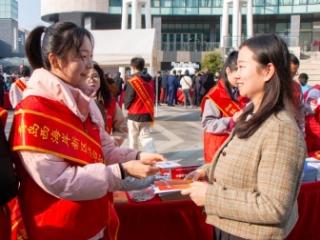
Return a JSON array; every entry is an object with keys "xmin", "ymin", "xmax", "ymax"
[
  {"xmin": 105, "ymin": 98, "xmax": 117, "ymax": 134},
  {"xmin": 128, "ymin": 76, "xmax": 154, "ymax": 118},
  {"xmin": 0, "ymin": 108, "xmax": 10, "ymax": 240},
  {"xmin": 10, "ymin": 96, "xmax": 118, "ymax": 240},
  {"xmin": 201, "ymin": 80, "xmax": 247, "ymax": 163},
  {"xmin": 303, "ymin": 85, "xmax": 320, "ymax": 156},
  {"xmin": 0, "ymin": 107, "xmax": 7, "ymax": 127}
]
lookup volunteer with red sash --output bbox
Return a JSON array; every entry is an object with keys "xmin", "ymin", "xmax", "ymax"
[
  {"xmin": 304, "ymin": 84, "xmax": 320, "ymax": 156},
  {"xmin": 124, "ymin": 57, "xmax": 156, "ymax": 152},
  {"xmin": 9, "ymin": 66, "xmax": 30, "ymax": 108},
  {"xmin": 0, "ymin": 107, "xmax": 18, "ymax": 240},
  {"xmin": 201, "ymin": 51, "xmax": 247, "ymax": 163},
  {"xmin": 80, "ymin": 63, "xmax": 128, "ymax": 146},
  {"xmin": 10, "ymin": 22, "xmax": 164, "ymax": 240}
]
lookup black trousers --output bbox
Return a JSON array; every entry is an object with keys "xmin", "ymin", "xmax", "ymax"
[{"xmin": 214, "ymin": 227, "xmax": 247, "ymax": 240}]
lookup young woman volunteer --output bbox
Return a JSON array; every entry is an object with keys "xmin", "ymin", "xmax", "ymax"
[
  {"xmin": 201, "ymin": 51, "xmax": 247, "ymax": 163},
  {"xmin": 79, "ymin": 63, "xmax": 127, "ymax": 146},
  {"xmin": 10, "ymin": 22, "xmax": 164, "ymax": 240}
]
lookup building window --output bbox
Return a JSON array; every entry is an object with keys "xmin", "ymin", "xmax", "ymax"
[
  {"xmin": 200, "ymin": 0, "xmax": 212, "ymax": 7},
  {"xmin": 109, "ymin": 0, "xmax": 121, "ymax": 7},
  {"xmin": 161, "ymin": 0, "xmax": 172, "ymax": 7},
  {"xmin": 213, "ymin": 0, "xmax": 222, "ymax": 7},
  {"xmin": 254, "ymin": 0, "xmax": 265, "ymax": 6},
  {"xmin": 266, "ymin": 0, "xmax": 278, "ymax": 5},
  {"xmin": 152, "ymin": 0, "xmax": 160, "ymax": 7},
  {"xmin": 308, "ymin": 0, "xmax": 320, "ymax": 4},
  {"xmin": 279, "ymin": 0, "xmax": 292, "ymax": 5}
]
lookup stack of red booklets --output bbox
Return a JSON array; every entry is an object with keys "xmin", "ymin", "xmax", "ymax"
[{"xmin": 154, "ymin": 179, "xmax": 192, "ymax": 193}]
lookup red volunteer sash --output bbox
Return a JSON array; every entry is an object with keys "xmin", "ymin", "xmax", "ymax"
[
  {"xmin": 206, "ymin": 82, "xmax": 241, "ymax": 117},
  {"xmin": 10, "ymin": 97, "xmax": 119, "ymax": 240},
  {"xmin": 105, "ymin": 98, "xmax": 117, "ymax": 134},
  {"xmin": 11, "ymin": 109, "xmax": 104, "ymax": 165},
  {"xmin": 129, "ymin": 76, "xmax": 154, "ymax": 120},
  {"xmin": 15, "ymin": 79, "xmax": 27, "ymax": 92}
]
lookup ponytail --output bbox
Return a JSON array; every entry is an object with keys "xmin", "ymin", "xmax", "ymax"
[
  {"xmin": 25, "ymin": 22, "xmax": 93, "ymax": 71},
  {"xmin": 25, "ymin": 26, "xmax": 46, "ymax": 69}
]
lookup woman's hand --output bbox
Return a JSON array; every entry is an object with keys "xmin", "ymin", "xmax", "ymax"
[
  {"xmin": 184, "ymin": 168, "xmax": 207, "ymax": 181},
  {"xmin": 181, "ymin": 181, "xmax": 209, "ymax": 206},
  {"xmin": 139, "ymin": 152, "xmax": 166, "ymax": 165},
  {"xmin": 122, "ymin": 160, "xmax": 159, "ymax": 179}
]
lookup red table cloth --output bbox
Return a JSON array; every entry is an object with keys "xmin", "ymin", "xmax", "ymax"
[{"xmin": 115, "ymin": 182, "xmax": 320, "ymax": 240}]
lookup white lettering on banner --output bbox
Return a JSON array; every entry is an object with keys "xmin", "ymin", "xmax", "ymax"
[{"xmin": 171, "ymin": 62, "xmax": 200, "ymax": 69}]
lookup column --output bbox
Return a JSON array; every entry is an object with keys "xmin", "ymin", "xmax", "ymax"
[
  {"xmin": 290, "ymin": 15, "xmax": 300, "ymax": 47},
  {"xmin": 220, "ymin": 0, "xmax": 229, "ymax": 48},
  {"xmin": 246, "ymin": 0, "xmax": 253, "ymax": 38},
  {"xmin": 121, "ymin": 1, "xmax": 128, "ymax": 30},
  {"xmin": 136, "ymin": 2, "xmax": 142, "ymax": 29},
  {"xmin": 238, "ymin": 10, "xmax": 242, "ymax": 40},
  {"xmin": 132, "ymin": 0, "xmax": 138, "ymax": 29},
  {"xmin": 84, "ymin": 16, "xmax": 92, "ymax": 30},
  {"xmin": 232, "ymin": 0, "xmax": 239, "ymax": 48},
  {"xmin": 145, "ymin": 0, "xmax": 152, "ymax": 28}
]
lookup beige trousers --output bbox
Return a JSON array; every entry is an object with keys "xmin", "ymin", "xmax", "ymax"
[{"xmin": 127, "ymin": 120, "xmax": 156, "ymax": 152}]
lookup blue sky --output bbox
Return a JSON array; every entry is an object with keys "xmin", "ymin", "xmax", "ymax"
[{"xmin": 18, "ymin": 0, "xmax": 47, "ymax": 30}]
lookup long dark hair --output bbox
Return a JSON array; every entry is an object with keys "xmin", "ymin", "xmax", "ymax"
[
  {"xmin": 220, "ymin": 51, "xmax": 238, "ymax": 101},
  {"xmin": 93, "ymin": 63, "xmax": 112, "ymax": 107},
  {"xmin": 25, "ymin": 22, "xmax": 93, "ymax": 70},
  {"xmin": 234, "ymin": 34, "xmax": 294, "ymax": 139}
]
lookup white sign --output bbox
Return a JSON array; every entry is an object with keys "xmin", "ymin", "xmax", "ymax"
[{"xmin": 171, "ymin": 62, "xmax": 200, "ymax": 69}]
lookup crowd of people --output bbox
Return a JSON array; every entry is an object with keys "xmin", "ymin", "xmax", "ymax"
[
  {"xmin": 0, "ymin": 20, "xmax": 319, "ymax": 240},
  {"xmin": 154, "ymin": 68, "xmax": 217, "ymax": 107}
]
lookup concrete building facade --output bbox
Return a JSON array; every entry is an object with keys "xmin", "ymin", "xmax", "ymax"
[{"xmin": 40, "ymin": 0, "xmax": 320, "ymax": 70}]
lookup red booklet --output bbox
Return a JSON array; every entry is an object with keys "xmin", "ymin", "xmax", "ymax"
[{"xmin": 154, "ymin": 179, "xmax": 192, "ymax": 191}]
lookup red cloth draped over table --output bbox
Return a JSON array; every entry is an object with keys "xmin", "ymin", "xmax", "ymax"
[
  {"xmin": 115, "ymin": 182, "xmax": 320, "ymax": 240},
  {"xmin": 115, "ymin": 196, "xmax": 213, "ymax": 240},
  {"xmin": 287, "ymin": 181, "xmax": 320, "ymax": 240}
]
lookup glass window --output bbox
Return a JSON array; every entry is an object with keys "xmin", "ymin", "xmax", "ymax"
[
  {"xmin": 186, "ymin": 0, "xmax": 198, "ymax": 7},
  {"xmin": 266, "ymin": 0, "xmax": 278, "ymax": 5},
  {"xmin": 309, "ymin": 0, "xmax": 320, "ymax": 4},
  {"xmin": 110, "ymin": 0, "xmax": 121, "ymax": 7},
  {"xmin": 279, "ymin": 0, "xmax": 292, "ymax": 5},
  {"xmin": 212, "ymin": 0, "xmax": 222, "ymax": 7},
  {"xmin": 301, "ymin": 22, "xmax": 312, "ymax": 31},
  {"xmin": 152, "ymin": 0, "xmax": 160, "ymax": 7},
  {"xmin": 161, "ymin": 0, "xmax": 172, "ymax": 7},
  {"xmin": 200, "ymin": 0, "xmax": 212, "ymax": 7},
  {"xmin": 254, "ymin": 0, "xmax": 265, "ymax": 6},
  {"xmin": 275, "ymin": 22, "xmax": 288, "ymax": 33},
  {"xmin": 172, "ymin": 0, "xmax": 185, "ymax": 7}
]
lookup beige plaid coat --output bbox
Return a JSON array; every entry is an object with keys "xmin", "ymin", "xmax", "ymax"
[{"xmin": 204, "ymin": 110, "xmax": 306, "ymax": 240}]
